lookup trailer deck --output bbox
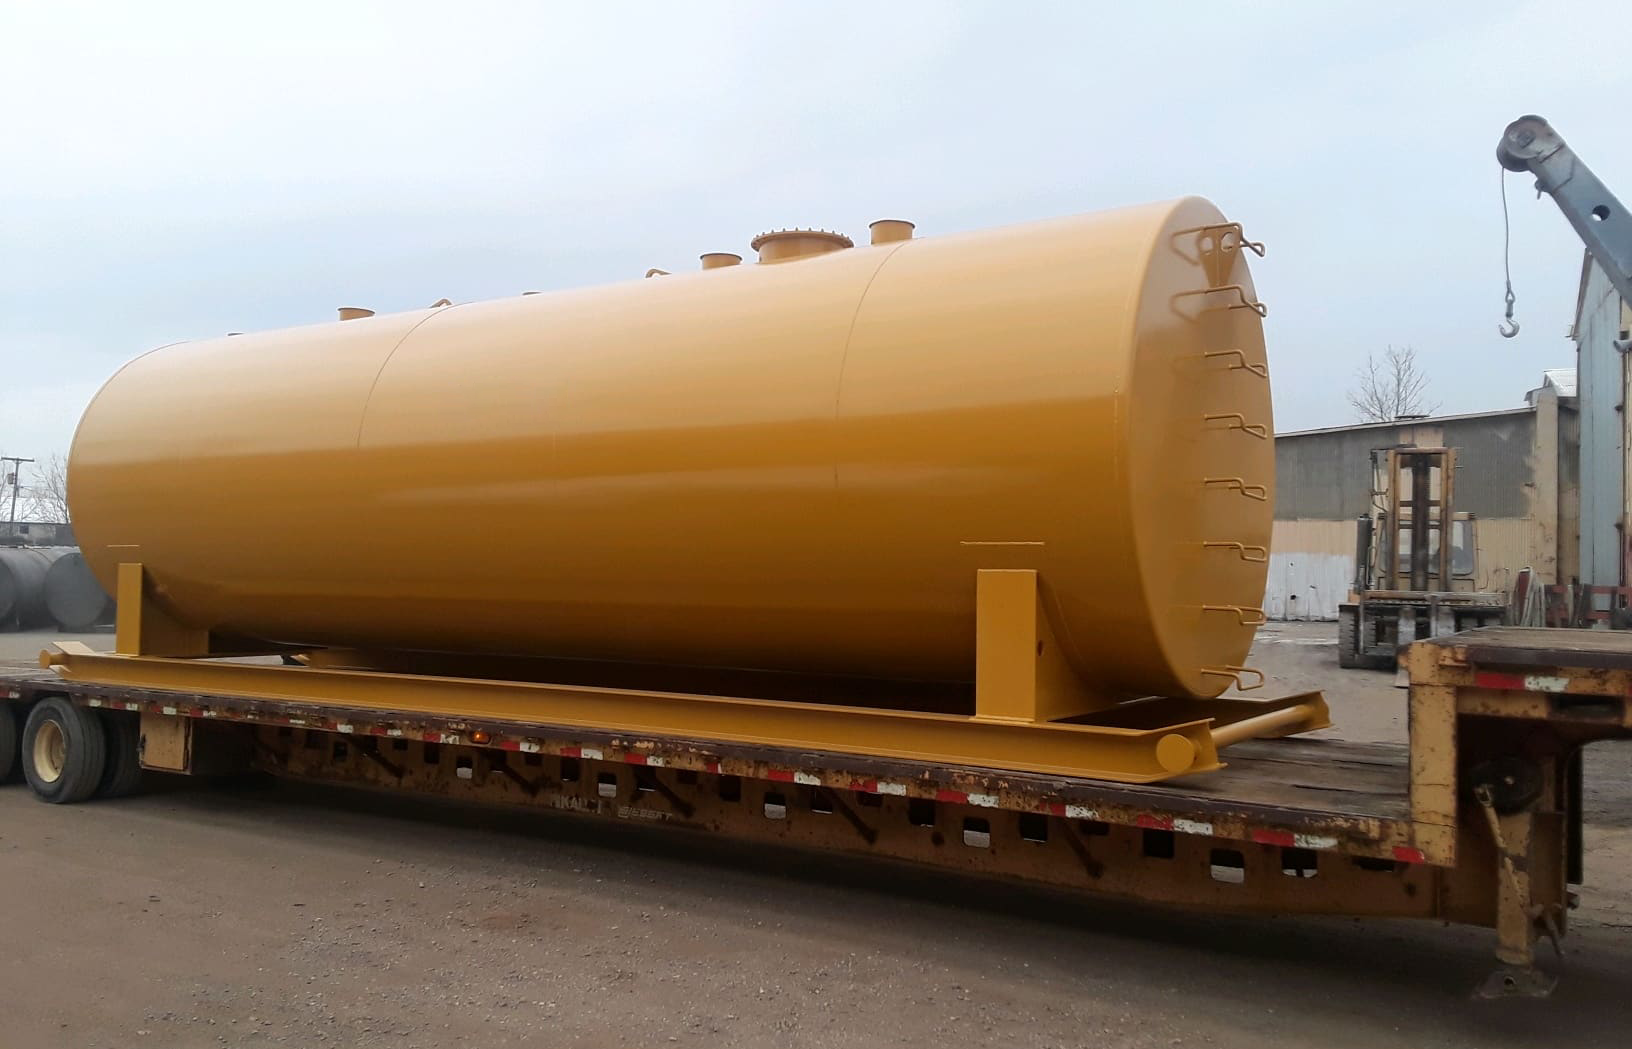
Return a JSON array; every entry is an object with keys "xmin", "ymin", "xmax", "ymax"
[{"xmin": 5, "ymin": 625, "xmax": 1630, "ymax": 996}]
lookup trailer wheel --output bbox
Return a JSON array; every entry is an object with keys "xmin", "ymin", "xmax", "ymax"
[
  {"xmin": 96, "ymin": 711, "xmax": 144, "ymax": 798},
  {"xmin": 0, "ymin": 703, "xmax": 18, "ymax": 783},
  {"xmin": 21, "ymin": 697, "xmax": 107, "ymax": 804}
]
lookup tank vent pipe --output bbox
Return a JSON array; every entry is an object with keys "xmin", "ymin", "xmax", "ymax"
[
  {"xmin": 869, "ymin": 219, "xmax": 915, "ymax": 245},
  {"xmin": 701, "ymin": 252, "xmax": 742, "ymax": 270},
  {"xmin": 338, "ymin": 307, "xmax": 375, "ymax": 321}
]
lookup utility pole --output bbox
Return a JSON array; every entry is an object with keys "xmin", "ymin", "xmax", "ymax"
[{"xmin": 2, "ymin": 456, "xmax": 34, "ymax": 537}]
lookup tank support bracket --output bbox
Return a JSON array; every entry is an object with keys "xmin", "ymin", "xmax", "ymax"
[
  {"xmin": 974, "ymin": 569, "xmax": 1102, "ymax": 723},
  {"xmin": 115, "ymin": 562, "xmax": 210, "ymax": 658}
]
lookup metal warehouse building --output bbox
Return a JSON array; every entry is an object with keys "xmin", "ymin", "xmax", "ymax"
[{"xmin": 1267, "ymin": 379, "xmax": 1578, "ymax": 620}]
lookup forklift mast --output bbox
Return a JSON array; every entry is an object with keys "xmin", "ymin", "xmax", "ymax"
[{"xmin": 1376, "ymin": 447, "xmax": 1457, "ymax": 592}]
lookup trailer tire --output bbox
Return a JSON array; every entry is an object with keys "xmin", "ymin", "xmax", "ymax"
[
  {"xmin": 21, "ymin": 697, "xmax": 107, "ymax": 804},
  {"xmin": 96, "ymin": 710, "xmax": 144, "ymax": 798},
  {"xmin": 0, "ymin": 703, "xmax": 18, "ymax": 784}
]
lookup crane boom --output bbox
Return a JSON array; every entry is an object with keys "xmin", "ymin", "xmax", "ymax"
[{"xmin": 1498, "ymin": 115, "xmax": 1632, "ymax": 306}]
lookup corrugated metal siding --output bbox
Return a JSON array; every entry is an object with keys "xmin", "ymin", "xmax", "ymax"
[
  {"xmin": 1575, "ymin": 260, "xmax": 1623, "ymax": 586},
  {"xmin": 1559, "ymin": 403, "xmax": 1580, "ymax": 585},
  {"xmin": 1265, "ymin": 519, "xmax": 1355, "ymax": 620},
  {"xmin": 1470, "ymin": 517, "xmax": 1552, "ymax": 596},
  {"xmin": 1273, "ymin": 430, "xmax": 1380, "ymax": 520},
  {"xmin": 1439, "ymin": 414, "xmax": 1535, "ymax": 517},
  {"xmin": 1265, "ymin": 516, "xmax": 1543, "ymax": 613},
  {"xmin": 1275, "ymin": 410, "xmax": 1537, "ymax": 520}
]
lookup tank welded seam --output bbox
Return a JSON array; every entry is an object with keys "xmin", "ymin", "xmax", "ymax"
[
  {"xmin": 830, "ymin": 243, "xmax": 910, "ymax": 486},
  {"xmin": 352, "ymin": 307, "xmax": 467, "ymax": 447}
]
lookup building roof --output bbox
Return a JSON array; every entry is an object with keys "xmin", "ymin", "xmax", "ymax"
[
  {"xmin": 1277, "ymin": 405, "xmax": 1535, "ymax": 440},
  {"xmin": 1525, "ymin": 368, "xmax": 1577, "ymax": 405}
]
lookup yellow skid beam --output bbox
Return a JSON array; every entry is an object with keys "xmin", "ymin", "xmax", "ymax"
[{"xmin": 35, "ymin": 644, "xmax": 1336, "ymax": 784}]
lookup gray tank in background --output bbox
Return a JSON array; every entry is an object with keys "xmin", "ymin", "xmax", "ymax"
[
  {"xmin": 43, "ymin": 550, "xmax": 115, "ymax": 631},
  {"xmin": 0, "ymin": 547, "xmax": 71, "ymax": 629}
]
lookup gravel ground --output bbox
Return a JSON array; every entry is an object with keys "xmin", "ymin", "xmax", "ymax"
[{"xmin": 2, "ymin": 622, "xmax": 1629, "ymax": 1048}]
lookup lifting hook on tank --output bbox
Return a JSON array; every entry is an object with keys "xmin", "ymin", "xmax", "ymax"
[
  {"xmin": 1203, "ymin": 412, "xmax": 1269, "ymax": 439},
  {"xmin": 1202, "ymin": 540, "xmax": 1269, "ymax": 563},
  {"xmin": 1199, "ymin": 665, "xmax": 1266, "ymax": 691},
  {"xmin": 1202, "ymin": 604, "xmax": 1267, "ymax": 627},
  {"xmin": 1173, "ymin": 222, "xmax": 1266, "ymax": 257},
  {"xmin": 1174, "ymin": 284, "xmax": 1268, "ymax": 317},
  {"xmin": 1202, "ymin": 349, "xmax": 1269, "ymax": 379},
  {"xmin": 1202, "ymin": 476, "xmax": 1268, "ymax": 501}
]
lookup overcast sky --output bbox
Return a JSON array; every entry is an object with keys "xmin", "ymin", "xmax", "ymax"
[{"xmin": 3, "ymin": 1, "xmax": 1629, "ymax": 469}]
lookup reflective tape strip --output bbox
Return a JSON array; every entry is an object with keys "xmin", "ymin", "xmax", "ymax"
[
  {"xmin": 966, "ymin": 793, "xmax": 1000, "ymax": 808},
  {"xmin": 793, "ymin": 771, "xmax": 821, "ymax": 786},
  {"xmin": 1173, "ymin": 818, "xmax": 1213, "ymax": 837},
  {"xmin": 1475, "ymin": 671, "xmax": 1571, "ymax": 693}
]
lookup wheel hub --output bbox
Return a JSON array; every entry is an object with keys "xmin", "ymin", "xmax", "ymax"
[{"xmin": 33, "ymin": 720, "xmax": 66, "ymax": 784}]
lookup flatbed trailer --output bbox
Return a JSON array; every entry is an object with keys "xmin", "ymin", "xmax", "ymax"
[{"xmin": 4, "ymin": 626, "xmax": 1629, "ymax": 997}]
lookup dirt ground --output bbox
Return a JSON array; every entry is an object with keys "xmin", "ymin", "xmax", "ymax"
[{"xmin": 2, "ymin": 623, "xmax": 1629, "ymax": 1048}]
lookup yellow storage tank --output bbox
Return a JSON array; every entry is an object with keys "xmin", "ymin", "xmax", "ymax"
[{"xmin": 69, "ymin": 196, "xmax": 1273, "ymax": 701}]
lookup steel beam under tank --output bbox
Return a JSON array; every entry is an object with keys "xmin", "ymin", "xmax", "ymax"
[{"xmin": 40, "ymin": 641, "xmax": 1328, "ymax": 784}]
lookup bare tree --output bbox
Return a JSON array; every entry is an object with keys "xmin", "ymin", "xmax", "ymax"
[
  {"xmin": 23, "ymin": 452, "xmax": 70, "ymax": 524},
  {"xmin": 1347, "ymin": 345, "xmax": 1440, "ymax": 423}
]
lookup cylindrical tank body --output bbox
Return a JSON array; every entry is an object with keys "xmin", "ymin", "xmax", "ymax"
[
  {"xmin": 69, "ymin": 197, "xmax": 1273, "ymax": 699},
  {"xmin": 0, "ymin": 547, "xmax": 70, "ymax": 629},
  {"xmin": 44, "ymin": 550, "xmax": 115, "ymax": 631}
]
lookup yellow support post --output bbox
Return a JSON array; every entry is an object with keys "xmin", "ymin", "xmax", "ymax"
[
  {"xmin": 974, "ymin": 569, "xmax": 1099, "ymax": 723},
  {"xmin": 115, "ymin": 563, "xmax": 210, "ymax": 658}
]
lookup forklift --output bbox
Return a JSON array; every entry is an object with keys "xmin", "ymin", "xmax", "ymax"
[{"xmin": 1337, "ymin": 446, "xmax": 1506, "ymax": 669}]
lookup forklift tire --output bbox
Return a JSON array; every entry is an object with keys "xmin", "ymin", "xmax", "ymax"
[
  {"xmin": 0, "ymin": 703, "xmax": 18, "ymax": 783},
  {"xmin": 1337, "ymin": 607, "xmax": 1360, "ymax": 669},
  {"xmin": 21, "ymin": 697, "xmax": 107, "ymax": 804},
  {"xmin": 96, "ymin": 710, "xmax": 144, "ymax": 799}
]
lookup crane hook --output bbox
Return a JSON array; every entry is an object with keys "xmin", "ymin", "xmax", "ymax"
[
  {"xmin": 1499, "ymin": 285, "xmax": 1520, "ymax": 339},
  {"xmin": 1498, "ymin": 170, "xmax": 1520, "ymax": 338}
]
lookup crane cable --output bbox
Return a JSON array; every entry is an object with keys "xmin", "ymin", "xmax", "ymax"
[{"xmin": 1499, "ymin": 170, "xmax": 1520, "ymax": 338}]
